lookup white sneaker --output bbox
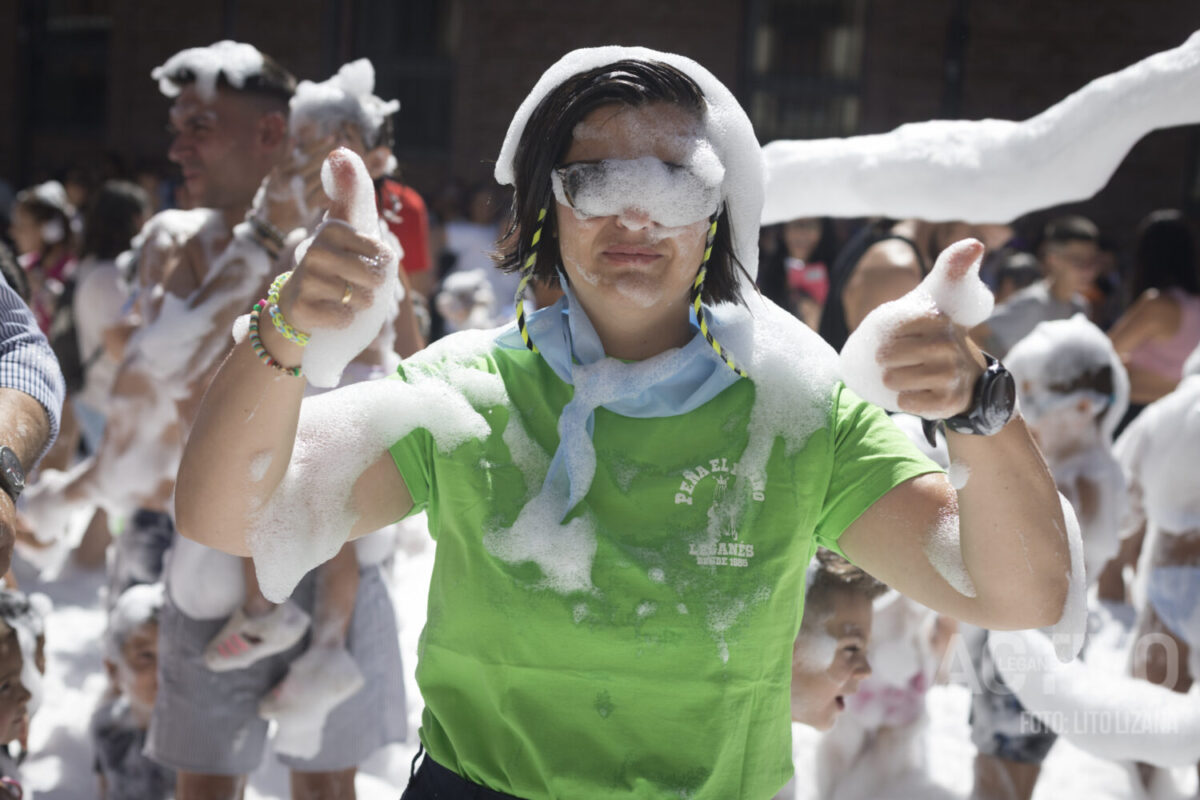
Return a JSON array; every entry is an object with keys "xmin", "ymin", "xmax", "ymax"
[{"xmin": 203, "ymin": 601, "xmax": 311, "ymax": 672}]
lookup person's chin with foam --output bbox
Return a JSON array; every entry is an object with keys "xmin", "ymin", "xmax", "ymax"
[{"xmin": 790, "ymin": 550, "xmax": 883, "ymax": 730}]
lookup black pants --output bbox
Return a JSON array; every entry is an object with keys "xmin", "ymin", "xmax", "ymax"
[{"xmin": 401, "ymin": 749, "xmax": 526, "ymax": 800}]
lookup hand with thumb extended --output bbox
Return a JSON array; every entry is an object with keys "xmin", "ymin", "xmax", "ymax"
[
  {"xmin": 274, "ymin": 147, "xmax": 399, "ymax": 388},
  {"xmin": 840, "ymin": 238, "xmax": 993, "ymax": 418}
]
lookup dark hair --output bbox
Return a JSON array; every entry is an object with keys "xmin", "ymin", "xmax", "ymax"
[
  {"xmin": 758, "ymin": 218, "xmax": 838, "ymax": 310},
  {"xmin": 83, "ymin": 181, "xmax": 150, "ymax": 261},
  {"xmin": 1131, "ymin": 209, "xmax": 1200, "ymax": 298},
  {"xmin": 805, "ymin": 548, "xmax": 887, "ymax": 612},
  {"xmin": 994, "ymin": 249, "xmax": 1041, "ymax": 288},
  {"xmin": 497, "ymin": 59, "xmax": 745, "ymax": 305},
  {"xmin": 14, "ymin": 186, "xmax": 74, "ymax": 253},
  {"xmin": 162, "ymin": 52, "xmax": 296, "ymax": 110},
  {"xmin": 1040, "ymin": 215, "xmax": 1100, "ymax": 250}
]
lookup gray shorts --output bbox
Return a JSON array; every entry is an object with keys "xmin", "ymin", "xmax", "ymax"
[{"xmin": 145, "ymin": 562, "xmax": 407, "ymax": 775}]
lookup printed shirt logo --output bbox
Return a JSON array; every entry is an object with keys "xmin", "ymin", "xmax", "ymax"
[{"xmin": 674, "ymin": 457, "xmax": 765, "ymax": 569}]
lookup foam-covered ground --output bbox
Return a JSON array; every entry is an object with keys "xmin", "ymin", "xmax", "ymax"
[{"xmin": 13, "ymin": 526, "xmax": 1199, "ymax": 799}]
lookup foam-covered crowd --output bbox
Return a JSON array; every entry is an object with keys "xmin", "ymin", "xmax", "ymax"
[{"xmin": 0, "ymin": 34, "xmax": 1198, "ymax": 800}]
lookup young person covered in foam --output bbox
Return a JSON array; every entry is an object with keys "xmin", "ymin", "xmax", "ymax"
[{"xmin": 177, "ymin": 47, "xmax": 1073, "ymax": 800}]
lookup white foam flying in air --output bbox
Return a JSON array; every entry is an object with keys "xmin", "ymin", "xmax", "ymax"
[{"xmin": 762, "ymin": 31, "xmax": 1200, "ymax": 224}]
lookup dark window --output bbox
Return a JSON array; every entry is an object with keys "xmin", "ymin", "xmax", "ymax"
[
  {"xmin": 27, "ymin": 0, "xmax": 112, "ymax": 134},
  {"xmin": 744, "ymin": 0, "xmax": 867, "ymax": 141},
  {"xmin": 353, "ymin": 0, "xmax": 455, "ymax": 159}
]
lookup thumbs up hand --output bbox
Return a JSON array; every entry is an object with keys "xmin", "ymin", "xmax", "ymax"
[
  {"xmin": 840, "ymin": 238, "xmax": 994, "ymax": 419},
  {"xmin": 275, "ymin": 147, "xmax": 399, "ymax": 387}
]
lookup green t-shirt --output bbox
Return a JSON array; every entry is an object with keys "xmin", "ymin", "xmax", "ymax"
[{"xmin": 389, "ymin": 341, "xmax": 938, "ymax": 799}]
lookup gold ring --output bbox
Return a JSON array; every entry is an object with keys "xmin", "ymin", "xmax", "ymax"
[{"xmin": 341, "ymin": 281, "xmax": 354, "ymax": 305}]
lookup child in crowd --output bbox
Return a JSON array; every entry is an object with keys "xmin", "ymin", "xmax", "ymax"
[
  {"xmin": 0, "ymin": 590, "xmax": 48, "ymax": 800},
  {"xmin": 969, "ymin": 313, "xmax": 1128, "ymax": 800},
  {"xmin": 777, "ymin": 549, "xmax": 885, "ymax": 799},
  {"xmin": 791, "ymin": 549, "xmax": 885, "ymax": 732},
  {"xmin": 90, "ymin": 583, "xmax": 174, "ymax": 800},
  {"xmin": 202, "ymin": 58, "xmax": 414, "ymax": 749}
]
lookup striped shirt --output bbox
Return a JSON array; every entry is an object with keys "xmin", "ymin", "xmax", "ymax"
[{"xmin": 0, "ymin": 274, "xmax": 64, "ymax": 463}]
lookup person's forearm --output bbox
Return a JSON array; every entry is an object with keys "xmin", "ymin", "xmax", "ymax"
[
  {"xmin": 0, "ymin": 389, "xmax": 51, "ymax": 471},
  {"xmin": 948, "ymin": 417, "xmax": 1071, "ymax": 628},
  {"xmin": 175, "ymin": 321, "xmax": 306, "ymax": 556}
]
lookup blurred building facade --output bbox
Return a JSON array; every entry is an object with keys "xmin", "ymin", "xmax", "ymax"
[{"xmin": 3, "ymin": 0, "xmax": 1200, "ymax": 244}]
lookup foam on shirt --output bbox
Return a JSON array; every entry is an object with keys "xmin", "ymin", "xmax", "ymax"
[
  {"xmin": 762, "ymin": 31, "xmax": 1200, "ymax": 224},
  {"xmin": 152, "ymin": 40, "xmax": 266, "ymax": 101},
  {"xmin": 249, "ymin": 360, "xmax": 495, "ymax": 602}
]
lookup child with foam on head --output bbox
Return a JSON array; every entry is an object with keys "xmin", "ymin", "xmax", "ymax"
[
  {"xmin": 790, "ymin": 549, "xmax": 884, "ymax": 732},
  {"xmin": 201, "ymin": 57, "xmax": 413, "ymax": 751},
  {"xmin": 90, "ymin": 583, "xmax": 174, "ymax": 800},
  {"xmin": 0, "ymin": 590, "xmax": 48, "ymax": 800}
]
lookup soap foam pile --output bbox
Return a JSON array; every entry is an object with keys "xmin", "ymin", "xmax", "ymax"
[
  {"xmin": 152, "ymin": 40, "xmax": 266, "ymax": 101},
  {"xmin": 494, "ymin": 45, "xmax": 767, "ymax": 284},
  {"xmin": 840, "ymin": 239, "xmax": 993, "ymax": 413},
  {"xmin": 299, "ymin": 148, "xmax": 402, "ymax": 388},
  {"xmin": 250, "ymin": 331, "xmax": 500, "ymax": 601},
  {"xmin": 990, "ymin": 627, "xmax": 1200, "ymax": 767},
  {"xmin": 762, "ymin": 31, "xmax": 1200, "ymax": 224}
]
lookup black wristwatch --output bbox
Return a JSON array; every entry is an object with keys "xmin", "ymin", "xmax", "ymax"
[
  {"xmin": 922, "ymin": 352, "xmax": 1017, "ymax": 447},
  {"xmin": 0, "ymin": 446, "xmax": 25, "ymax": 503}
]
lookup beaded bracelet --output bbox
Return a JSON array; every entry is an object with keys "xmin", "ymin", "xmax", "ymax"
[
  {"xmin": 268, "ymin": 271, "xmax": 291, "ymax": 305},
  {"xmin": 267, "ymin": 302, "xmax": 310, "ymax": 346},
  {"xmin": 248, "ymin": 299, "xmax": 302, "ymax": 377},
  {"xmin": 265, "ymin": 271, "xmax": 311, "ymax": 346}
]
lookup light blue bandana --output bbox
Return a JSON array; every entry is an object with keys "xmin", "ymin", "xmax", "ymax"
[{"xmin": 497, "ymin": 280, "xmax": 742, "ymax": 517}]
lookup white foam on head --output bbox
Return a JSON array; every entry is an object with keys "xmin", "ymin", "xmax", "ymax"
[
  {"xmin": 762, "ymin": 31, "xmax": 1200, "ymax": 224},
  {"xmin": 989, "ymin": 627, "xmax": 1200, "ymax": 766},
  {"xmin": 300, "ymin": 148, "xmax": 402, "ymax": 388},
  {"xmin": 494, "ymin": 46, "xmax": 765, "ymax": 285},
  {"xmin": 1005, "ymin": 313, "xmax": 1129, "ymax": 440},
  {"xmin": 152, "ymin": 40, "xmax": 266, "ymax": 101},
  {"xmin": 289, "ymin": 58, "xmax": 399, "ymax": 145},
  {"xmin": 103, "ymin": 583, "xmax": 165, "ymax": 663},
  {"xmin": 841, "ymin": 239, "xmax": 991, "ymax": 412}
]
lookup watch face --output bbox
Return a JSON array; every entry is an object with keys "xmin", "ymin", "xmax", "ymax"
[
  {"xmin": 0, "ymin": 447, "xmax": 24, "ymax": 496},
  {"xmin": 978, "ymin": 368, "xmax": 1017, "ymax": 434}
]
